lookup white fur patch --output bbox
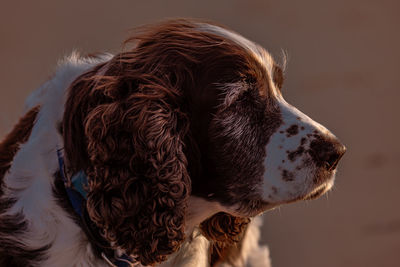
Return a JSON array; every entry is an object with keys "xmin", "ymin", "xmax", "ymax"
[
  {"xmin": 2, "ymin": 52, "xmax": 111, "ymax": 267},
  {"xmin": 160, "ymin": 228, "xmax": 211, "ymax": 267}
]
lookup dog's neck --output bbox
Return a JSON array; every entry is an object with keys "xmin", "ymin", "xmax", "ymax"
[{"xmin": 185, "ymin": 196, "xmax": 225, "ymax": 234}]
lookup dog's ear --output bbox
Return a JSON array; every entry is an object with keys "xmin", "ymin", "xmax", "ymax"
[{"xmin": 63, "ymin": 55, "xmax": 191, "ymax": 265}]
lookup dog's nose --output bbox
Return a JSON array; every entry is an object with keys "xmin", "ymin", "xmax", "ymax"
[
  {"xmin": 309, "ymin": 136, "xmax": 346, "ymax": 171},
  {"xmin": 324, "ymin": 143, "xmax": 346, "ymax": 170}
]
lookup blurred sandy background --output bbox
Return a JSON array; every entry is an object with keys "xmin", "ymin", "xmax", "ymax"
[{"xmin": 0, "ymin": 1, "xmax": 399, "ymax": 266}]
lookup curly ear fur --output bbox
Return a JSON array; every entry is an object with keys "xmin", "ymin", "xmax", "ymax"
[
  {"xmin": 86, "ymin": 84, "xmax": 190, "ymax": 265},
  {"xmin": 200, "ymin": 212, "xmax": 250, "ymax": 266},
  {"xmin": 63, "ymin": 55, "xmax": 191, "ymax": 265}
]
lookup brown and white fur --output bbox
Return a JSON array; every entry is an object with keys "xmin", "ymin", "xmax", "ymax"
[{"xmin": 0, "ymin": 19, "xmax": 345, "ymax": 267}]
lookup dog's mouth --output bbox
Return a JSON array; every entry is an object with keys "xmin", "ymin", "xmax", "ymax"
[
  {"xmin": 270, "ymin": 177, "xmax": 335, "ymax": 210},
  {"xmin": 302, "ymin": 174, "xmax": 335, "ymax": 201},
  {"xmin": 234, "ymin": 172, "xmax": 336, "ymax": 218}
]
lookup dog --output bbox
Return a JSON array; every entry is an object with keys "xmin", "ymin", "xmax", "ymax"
[{"xmin": 0, "ymin": 19, "xmax": 345, "ymax": 267}]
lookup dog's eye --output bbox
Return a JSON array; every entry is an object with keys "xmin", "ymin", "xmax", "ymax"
[{"xmin": 272, "ymin": 65, "xmax": 284, "ymax": 91}]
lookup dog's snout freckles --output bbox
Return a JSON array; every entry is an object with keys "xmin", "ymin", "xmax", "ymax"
[{"xmin": 261, "ymin": 98, "xmax": 345, "ymax": 204}]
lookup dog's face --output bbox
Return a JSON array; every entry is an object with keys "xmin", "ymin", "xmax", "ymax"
[{"xmin": 188, "ymin": 23, "xmax": 346, "ymax": 218}]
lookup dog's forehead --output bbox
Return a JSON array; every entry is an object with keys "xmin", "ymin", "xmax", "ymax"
[
  {"xmin": 196, "ymin": 24, "xmax": 274, "ymax": 74},
  {"xmin": 195, "ymin": 23, "xmax": 280, "ymax": 98}
]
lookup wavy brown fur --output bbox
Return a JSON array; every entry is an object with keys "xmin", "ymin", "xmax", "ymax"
[
  {"xmin": 0, "ymin": 106, "xmax": 40, "ymax": 194},
  {"xmin": 200, "ymin": 213, "xmax": 250, "ymax": 266}
]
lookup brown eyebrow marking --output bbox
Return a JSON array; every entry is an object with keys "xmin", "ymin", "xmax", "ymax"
[{"xmin": 272, "ymin": 64, "xmax": 284, "ymax": 90}]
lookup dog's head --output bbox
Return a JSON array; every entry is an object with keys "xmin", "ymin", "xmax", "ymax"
[{"xmin": 63, "ymin": 19, "xmax": 345, "ymax": 265}]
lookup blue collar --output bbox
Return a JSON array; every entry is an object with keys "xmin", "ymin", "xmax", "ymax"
[{"xmin": 57, "ymin": 148, "xmax": 136, "ymax": 267}]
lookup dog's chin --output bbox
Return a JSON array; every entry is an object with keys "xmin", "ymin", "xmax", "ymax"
[
  {"xmin": 229, "ymin": 172, "xmax": 337, "ymax": 218},
  {"xmin": 302, "ymin": 181, "xmax": 332, "ymax": 200},
  {"xmin": 304, "ymin": 170, "xmax": 336, "ymax": 198},
  {"xmin": 297, "ymin": 172, "xmax": 335, "ymax": 202},
  {"xmin": 251, "ymin": 176, "xmax": 336, "ymax": 217},
  {"xmin": 296, "ymin": 172, "xmax": 335, "ymax": 202}
]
